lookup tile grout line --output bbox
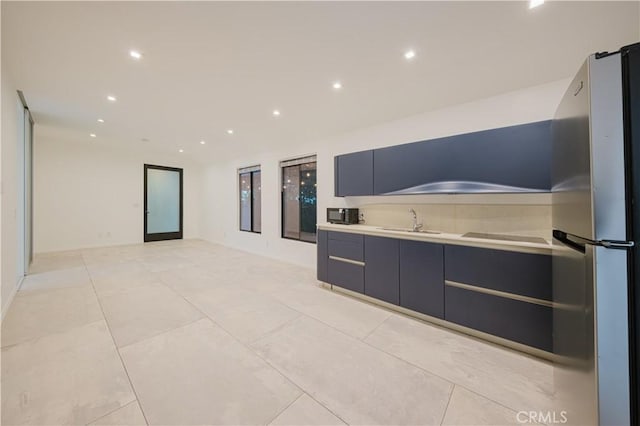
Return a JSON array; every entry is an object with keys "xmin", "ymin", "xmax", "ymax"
[
  {"xmin": 84, "ymin": 399, "xmax": 139, "ymax": 426},
  {"xmin": 263, "ymin": 392, "xmax": 305, "ymax": 425},
  {"xmin": 81, "ymin": 253, "xmax": 151, "ymax": 426},
  {"xmin": 78, "ymin": 242, "xmax": 534, "ymax": 424},
  {"xmin": 170, "ymin": 288, "xmax": 350, "ymax": 426},
  {"xmin": 254, "ymin": 294, "xmax": 461, "ymax": 390},
  {"xmin": 115, "ymin": 316, "xmax": 206, "ymax": 351},
  {"xmin": 249, "ymin": 342, "xmax": 350, "ymax": 426},
  {"xmin": 357, "ymin": 330, "xmax": 515, "ymax": 412},
  {"xmin": 245, "ymin": 289, "xmax": 465, "ymax": 404},
  {"xmin": 359, "ymin": 313, "xmax": 392, "ymax": 342},
  {"xmin": 356, "ymin": 321, "xmax": 542, "ymax": 416},
  {"xmin": 0, "ymin": 317, "xmax": 106, "ymax": 351},
  {"xmin": 439, "ymin": 384, "xmax": 456, "ymax": 426},
  {"xmin": 245, "ymin": 313, "xmax": 303, "ymax": 347},
  {"xmin": 451, "ymin": 384, "xmax": 523, "ymax": 420},
  {"xmin": 327, "ymin": 295, "xmax": 554, "ymax": 415},
  {"xmin": 88, "ymin": 261, "xmax": 210, "ymax": 350}
]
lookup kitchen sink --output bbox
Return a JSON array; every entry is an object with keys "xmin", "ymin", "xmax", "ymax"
[
  {"xmin": 379, "ymin": 227, "xmax": 441, "ymax": 234},
  {"xmin": 461, "ymin": 232, "xmax": 548, "ymax": 244}
]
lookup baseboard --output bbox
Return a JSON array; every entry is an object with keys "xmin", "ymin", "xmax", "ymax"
[{"xmin": 1, "ymin": 275, "xmax": 23, "ymax": 322}]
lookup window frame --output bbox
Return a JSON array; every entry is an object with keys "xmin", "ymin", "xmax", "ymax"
[
  {"xmin": 238, "ymin": 165, "xmax": 261, "ymax": 234},
  {"xmin": 280, "ymin": 156, "xmax": 317, "ymax": 244}
]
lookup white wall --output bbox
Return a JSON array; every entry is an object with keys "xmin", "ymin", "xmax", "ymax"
[
  {"xmin": 34, "ymin": 131, "xmax": 203, "ymax": 253},
  {"xmin": 1, "ymin": 57, "xmax": 22, "ymax": 319},
  {"xmin": 201, "ymin": 78, "xmax": 570, "ymax": 269}
]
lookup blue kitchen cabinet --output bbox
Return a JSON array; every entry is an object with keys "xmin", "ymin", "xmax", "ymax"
[
  {"xmin": 326, "ymin": 231, "xmax": 365, "ymax": 293},
  {"xmin": 327, "ymin": 231, "xmax": 364, "ymax": 261},
  {"xmin": 399, "ymin": 240, "xmax": 444, "ymax": 319},
  {"xmin": 334, "ymin": 150, "xmax": 374, "ymax": 197},
  {"xmin": 328, "ymin": 259, "xmax": 365, "ymax": 293},
  {"xmin": 443, "ymin": 244, "xmax": 553, "ymax": 352},
  {"xmin": 373, "ymin": 120, "xmax": 552, "ymax": 195},
  {"xmin": 364, "ymin": 236, "xmax": 400, "ymax": 304},
  {"xmin": 444, "ymin": 245, "xmax": 552, "ymax": 301},
  {"xmin": 316, "ymin": 229, "xmax": 553, "ymax": 353},
  {"xmin": 317, "ymin": 230, "xmax": 328, "ymax": 282},
  {"xmin": 444, "ymin": 285, "xmax": 552, "ymax": 352}
]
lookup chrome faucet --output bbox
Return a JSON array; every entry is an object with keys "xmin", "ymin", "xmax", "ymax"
[{"xmin": 409, "ymin": 208, "xmax": 423, "ymax": 232}]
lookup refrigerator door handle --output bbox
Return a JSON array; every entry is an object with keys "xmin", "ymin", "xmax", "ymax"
[
  {"xmin": 553, "ymin": 229, "xmax": 634, "ymax": 251},
  {"xmin": 553, "ymin": 229, "xmax": 586, "ymax": 253},
  {"xmin": 600, "ymin": 240, "xmax": 635, "ymax": 249}
]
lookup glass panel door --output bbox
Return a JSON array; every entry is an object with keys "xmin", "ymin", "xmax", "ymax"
[
  {"xmin": 144, "ymin": 164, "xmax": 183, "ymax": 242},
  {"xmin": 252, "ymin": 171, "xmax": 261, "ymax": 233},
  {"xmin": 299, "ymin": 163, "xmax": 316, "ymax": 242},
  {"xmin": 282, "ymin": 165, "xmax": 301, "ymax": 239},
  {"xmin": 239, "ymin": 172, "xmax": 252, "ymax": 231}
]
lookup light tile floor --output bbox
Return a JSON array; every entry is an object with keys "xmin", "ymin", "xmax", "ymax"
[{"xmin": 1, "ymin": 239, "xmax": 554, "ymax": 425}]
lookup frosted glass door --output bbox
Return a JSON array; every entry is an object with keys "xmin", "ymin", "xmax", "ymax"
[{"xmin": 144, "ymin": 165, "xmax": 183, "ymax": 242}]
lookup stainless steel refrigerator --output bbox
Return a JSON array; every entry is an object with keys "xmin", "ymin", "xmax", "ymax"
[{"xmin": 552, "ymin": 42, "xmax": 639, "ymax": 425}]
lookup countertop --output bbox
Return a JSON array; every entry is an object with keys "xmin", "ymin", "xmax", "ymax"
[{"xmin": 317, "ymin": 223, "xmax": 552, "ymax": 255}]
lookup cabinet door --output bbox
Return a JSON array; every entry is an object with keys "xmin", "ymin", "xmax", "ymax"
[
  {"xmin": 317, "ymin": 230, "xmax": 328, "ymax": 282},
  {"xmin": 399, "ymin": 240, "xmax": 444, "ymax": 319},
  {"xmin": 364, "ymin": 236, "xmax": 399, "ymax": 304},
  {"xmin": 335, "ymin": 150, "xmax": 374, "ymax": 196}
]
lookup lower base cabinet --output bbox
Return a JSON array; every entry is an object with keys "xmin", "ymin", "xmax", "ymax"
[
  {"xmin": 317, "ymin": 230, "xmax": 328, "ymax": 282},
  {"xmin": 318, "ymin": 229, "xmax": 552, "ymax": 354},
  {"xmin": 364, "ymin": 236, "xmax": 400, "ymax": 304},
  {"xmin": 444, "ymin": 284, "xmax": 552, "ymax": 352},
  {"xmin": 399, "ymin": 240, "xmax": 444, "ymax": 319}
]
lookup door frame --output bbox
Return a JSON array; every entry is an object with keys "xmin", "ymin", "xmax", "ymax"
[{"xmin": 143, "ymin": 164, "xmax": 184, "ymax": 242}]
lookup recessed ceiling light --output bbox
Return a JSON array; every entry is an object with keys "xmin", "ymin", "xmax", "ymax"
[
  {"xmin": 129, "ymin": 50, "xmax": 142, "ymax": 60},
  {"xmin": 227, "ymin": 129, "xmax": 234, "ymax": 135},
  {"xmin": 404, "ymin": 50, "xmax": 416, "ymax": 60},
  {"xmin": 179, "ymin": 149, "xmax": 184, "ymax": 153},
  {"xmin": 273, "ymin": 109, "xmax": 281, "ymax": 117},
  {"xmin": 529, "ymin": 0, "xmax": 544, "ymax": 9},
  {"xmin": 200, "ymin": 140, "xmax": 206, "ymax": 145},
  {"xmin": 97, "ymin": 118, "xmax": 105, "ymax": 123},
  {"xmin": 107, "ymin": 95, "xmax": 117, "ymax": 102},
  {"xmin": 332, "ymin": 81, "xmax": 342, "ymax": 90},
  {"xmin": 90, "ymin": 133, "xmax": 97, "ymax": 138}
]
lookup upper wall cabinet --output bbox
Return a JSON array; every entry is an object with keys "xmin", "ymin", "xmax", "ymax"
[
  {"xmin": 333, "ymin": 120, "xmax": 552, "ymax": 196},
  {"xmin": 335, "ymin": 150, "xmax": 374, "ymax": 196},
  {"xmin": 374, "ymin": 120, "xmax": 552, "ymax": 195}
]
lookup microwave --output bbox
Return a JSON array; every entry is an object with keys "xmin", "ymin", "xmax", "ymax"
[{"xmin": 327, "ymin": 208, "xmax": 359, "ymax": 225}]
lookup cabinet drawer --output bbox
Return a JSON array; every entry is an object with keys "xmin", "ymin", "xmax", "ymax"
[
  {"xmin": 444, "ymin": 284, "xmax": 552, "ymax": 352},
  {"xmin": 328, "ymin": 232, "xmax": 364, "ymax": 261},
  {"xmin": 445, "ymin": 245, "xmax": 551, "ymax": 301},
  {"xmin": 328, "ymin": 258, "xmax": 364, "ymax": 294}
]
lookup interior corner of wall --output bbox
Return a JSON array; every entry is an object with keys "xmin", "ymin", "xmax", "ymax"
[{"xmin": 1, "ymin": 275, "xmax": 20, "ymax": 322}]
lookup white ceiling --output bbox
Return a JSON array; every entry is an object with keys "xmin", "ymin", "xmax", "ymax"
[{"xmin": 3, "ymin": 1, "xmax": 639, "ymax": 163}]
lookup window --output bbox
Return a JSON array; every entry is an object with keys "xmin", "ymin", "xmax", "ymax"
[
  {"xmin": 281, "ymin": 155, "xmax": 317, "ymax": 243},
  {"xmin": 239, "ymin": 165, "xmax": 261, "ymax": 233}
]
